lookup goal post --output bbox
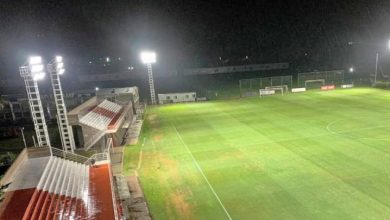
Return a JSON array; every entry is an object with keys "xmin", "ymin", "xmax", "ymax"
[
  {"xmin": 259, "ymin": 89, "xmax": 276, "ymax": 98},
  {"xmin": 259, "ymin": 87, "xmax": 284, "ymax": 98},
  {"xmin": 298, "ymin": 70, "xmax": 345, "ymax": 87},
  {"xmin": 265, "ymin": 85, "xmax": 289, "ymax": 94},
  {"xmin": 239, "ymin": 75, "xmax": 292, "ymax": 97},
  {"xmin": 305, "ymin": 79, "xmax": 325, "ymax": 88}
]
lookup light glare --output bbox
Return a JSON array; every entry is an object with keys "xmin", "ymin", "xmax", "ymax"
[
  {"xmin": 56, "ymin": 56, "xmax": 63, "ymax": 62},
  {"xmin": 29, "ymin": 56, "xmax": 42, "ymax": 65},
  {"xmin": 58, "ymin": 68, "xmax": 65, "ymax": 75},
  {"xmin": 140, "ymin": 51, "xmax": 156, "ymax": 64},
  {"xmin": 57, "ymin": 62, "xmax": 64, "ymax": 69},
  {"xmin": 32, "ymin": 72, "xmax": 45, "ymax": 81},
  {"xmin": 30, "ymin": 64, "xmax": 44, "ymax": 73}
]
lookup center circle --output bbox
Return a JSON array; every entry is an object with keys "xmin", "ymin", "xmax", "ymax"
[{"xmin": 327, "ymin": 117, "xmax": 390, "ymax": 140}]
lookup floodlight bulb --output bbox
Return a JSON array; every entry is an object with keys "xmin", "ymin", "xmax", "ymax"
[
  {"xmin": 30, "ymin": 64, "xmax": 44, "ymax": 73},
  {"xmin": 95, "ymin": 87, "xmax": 99, "ymax": 91},
  {"xmin": 29, "ymin": 56, "xmax": 42, "ymax": 65},
  {"xmin": 57, "ymin": 62, "xmax": 64, "ymax": 69},
  {"xmin": 58, "ymin": 68, "xmax": 65, "ymax": 75},
  {"xmin": 56, "ymin": 56, "xmax": 63, "ymax": 62},
  {"xmin": 140, "ymin": 51, "xmax": 156, "ymax": 64},
  {"xmin": 32, "ymin": 72, "xmax": 45, "ymax": 81}
]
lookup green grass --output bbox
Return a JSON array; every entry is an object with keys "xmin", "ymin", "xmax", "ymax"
[{"xmin": 124, "ymin": 88, "xmax": 390, "ymax": 220}]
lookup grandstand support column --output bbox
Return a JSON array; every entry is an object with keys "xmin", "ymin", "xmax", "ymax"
[
  {"xmin": 147, "ymin": 63, "xmax": 157, "ymax": 105},
  {"xmin": 19, "ymin": 63, "xmax": 52, "ymax": 155},
  {"xmin": 47, "ymin": 56, "xmax": 75, "ymax": 153}
]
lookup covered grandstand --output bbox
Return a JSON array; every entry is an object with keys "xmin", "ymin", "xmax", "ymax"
[{"xmin": 67, "ymin": 87, "xmax": 143, "ymax": 150}]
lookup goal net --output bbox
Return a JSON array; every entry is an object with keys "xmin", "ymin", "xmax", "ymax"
[
  {"xmin": 239, "ymin": 75, "xmax": 292, "ymax": 97},
  {"xmin": 304, "ymin": 79, "xmax": 325, "ymax": 88},
  {"xmin": 297, "ymin": 70, "xmax": 345, "ymax": 87},
  {"xmin": 265, "ymin": 85, "xmax": 289, "ymax": 94}
]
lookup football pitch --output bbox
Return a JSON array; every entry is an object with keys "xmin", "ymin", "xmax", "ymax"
[{"xmin": 125, "ymin": 88, "xmax": 390, "ymax": 219}]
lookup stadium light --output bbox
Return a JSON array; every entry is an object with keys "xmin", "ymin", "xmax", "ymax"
[
  {"xmin": 388, "ymin": 39, "xmax": 390, "ymax": 50},
  {"xmin": 57, "ymin": 62, "xmax": 64, "ymax": 69},
  {"xmin": 28, "ymin": 56, "xmax": 46, "ymax": 81},
  {"xmin": 51, "ymin": 56, "xmax": 65, "ymax": 75},
  {"xmin": 140, "ymin": 51, "xmax": 157, "ymax": 104},
  {"xmin": 19, "ymin": 56, "xmax": 52, "ymax": 151},
  {"xmin": 140, "ymin": 51, "xmax": 156, "ymax": 64},
  {"xmin": 58, "ymin": 68, "xmax": 65, "ymax": 75},
  {"xmin": 30, "ymin": 64, "xmax": 44, "ymax": 73},
  {"xmin": 349, "ymin": 67, "xmax": 354, "ymax": 73},
  {"xmin": 29, "ymin": 56, "xmax": 42, "ymax": 65},
  {"xmin": 56, "ymin": 56, "xmax": 63, "ymax": 62},
  {"xmin": 48, "ymin": 55, "xmax": 75, "ymax": 152}
]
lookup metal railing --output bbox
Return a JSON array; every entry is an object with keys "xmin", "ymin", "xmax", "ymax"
[
  {"xmin": 51, "ymin": 147, "xmax": 89, "ymax": 164},
  {"xmin": 51, "ymin": 138, "xmax": 112, "ymax": 165},
  {"xmin": 49, "ymin": 137, "xmax": 119, "ymax": 219},
  {"xmin": 105, "ymin": 138, "xmax": 119, "ymax": 220}
]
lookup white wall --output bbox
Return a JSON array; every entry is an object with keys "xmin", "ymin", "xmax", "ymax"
[{"xmin": 158, "ymin": 92, "xmax": 196, "ymax": 104}]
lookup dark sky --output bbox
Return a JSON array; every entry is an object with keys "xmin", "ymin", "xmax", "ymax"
[{"xmin": 1, "ymin": 0, "xmax": 390, "ymax": 77}]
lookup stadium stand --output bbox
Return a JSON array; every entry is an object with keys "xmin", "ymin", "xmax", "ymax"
[
  {"xmin": 67, "ymin": 87, "xmax": 142, "ymax": 150},
  {"xmin": 0, "ymin": 145, "xmax": 119, "ymax": 220},
  {"xmin": 79, "ymin": 100, "xmax": 123, "ymax": 131}
]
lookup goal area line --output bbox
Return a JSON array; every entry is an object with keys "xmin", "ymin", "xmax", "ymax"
[{"xmin": 172, "ymin": 124, "xmax": 233, "ymax": 220}]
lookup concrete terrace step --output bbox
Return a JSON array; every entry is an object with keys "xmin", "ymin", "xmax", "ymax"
[
  {"xmin": 20, "ymin": 157, "xmax": 90, "ymax": 220},
  {"xmin": 0, "ymin": 155, "xmax": 116, "ymax": 220}
]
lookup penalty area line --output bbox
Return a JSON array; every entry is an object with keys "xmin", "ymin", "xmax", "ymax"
[
  {"xmin": 135, "ymin": 137, "xmax": 146, "ymax": 177},
  {"xmin": 137, "ymin": 137, "xmax": 146, "ymax": 170},
  {"xmin": 172, "ymin": 124, "xmax": 233, "ymax": 220}
]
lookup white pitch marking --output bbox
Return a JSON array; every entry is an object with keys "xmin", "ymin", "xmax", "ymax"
[
  {"xmin": 135, "ymin": 137, "xmax": 146, "ymax": 175},
  {"xmin": 173, "ymin": 124, "xmax": 233, "ymax": 220},
  {"xmin": 326, "ymin": 120, "xmax": 390, "ymax": 135}
]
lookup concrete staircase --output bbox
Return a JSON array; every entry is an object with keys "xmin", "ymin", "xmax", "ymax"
[{"xmin": 22, "ymin": 156, "xmax": 89, "ymax": 220}]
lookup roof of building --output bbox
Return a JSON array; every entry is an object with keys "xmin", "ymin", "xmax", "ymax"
[{"xmin": 79, "ymin": 100, "xmax": 123, "ymax": 131}]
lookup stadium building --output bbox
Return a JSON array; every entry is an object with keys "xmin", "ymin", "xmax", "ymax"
[
  {"xmin": 0, "ymin": 86, "xmax": 145, "ymax": 220},
  {"xmin": 67, "ymin": 87, "xmax": 143, "ymax": 150},
  {"xmin": 0, "ymin": 144, "xmax": 121, "ymax": 219}
]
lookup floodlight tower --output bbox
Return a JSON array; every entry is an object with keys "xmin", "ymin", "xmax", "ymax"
[
  {"xmin": 19, "ymin": 56, "xmax": 52, "ymax": 152},
  {"xmin": 141, "ymin": 51, "xmax": 157, "ymax": 105},
  {"xmin": 47, "ymin": 56, "xmax": 75, "ymax": 152}
]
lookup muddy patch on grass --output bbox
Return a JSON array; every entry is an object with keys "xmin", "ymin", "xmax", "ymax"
[
  {"xmin": 153, "ymin": 133, "xmax": 163, "ymax": 142},
  {"xmin": 147, "ymin": 113, "xmax": 157, "ymax": 121},
  {"xmin": 170, "ymin": 189, "xmax": 193, "ymax": 219},
  {"xmin": 141, "ymin": 152, "xmax": 180, "ymax": 182}
]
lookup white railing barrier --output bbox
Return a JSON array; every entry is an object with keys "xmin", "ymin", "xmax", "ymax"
[
  {"xmin": 98, "ymin": 137, "xmax": 119, "ymax": 220},
  {"xmin": 51, "ymin": 147, "xmax": 89, "ymax": 164}
]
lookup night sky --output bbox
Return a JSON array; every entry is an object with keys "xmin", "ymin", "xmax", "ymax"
[{"xmin": 1, "ymin": 0, "xmax": 390, "ymax": 78}]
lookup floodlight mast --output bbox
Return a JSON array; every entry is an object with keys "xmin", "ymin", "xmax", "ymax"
[
  {"xmin": 349, "ymin": 40, "xmax": 390, "ymax": 84},
  {"xmin": 19, "ymin": 56, "xmax": 52, "ymax": 154},
  {"xmin": 141, "ymin": 51, "xmax": 157, "ymax": 105},
  {"xmin": 47, "ymin": 56, "xmax": 75, "ymax": 153}
]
